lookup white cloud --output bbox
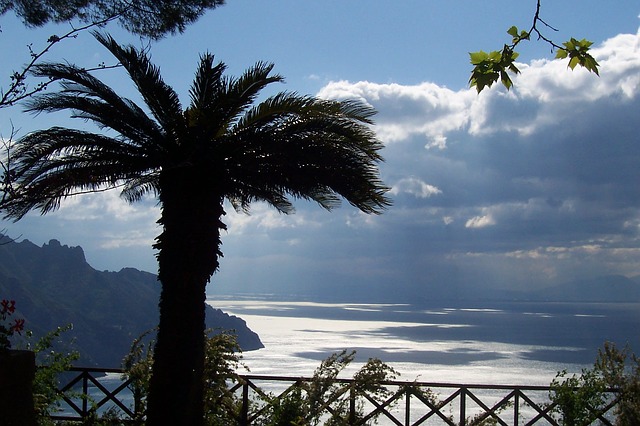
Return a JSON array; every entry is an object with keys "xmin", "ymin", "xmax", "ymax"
[
  {"xmin": 308, "ymin": 29, "xmax": 640, "ymax": 290},
  {"xmin": 465, "ymin": 214, "xmax": 496, "ymax": 229},
  {"xmin": 55, "ymin": 190, "xmax": 158, "ymax": 222},
  {"xmin": 469, "ymin": 29, "xmax": 640, "ymax": 137},
  {"xmin": 317, "ymin": 80, "xmax": 474, "ymax": 145},
  {"xmin": 390, "ymin": 177, "xmax": 442, "ymax": 198},
  {"xmin": 225, "ymin": 202, "xmax": 320, "ymax": 234}
]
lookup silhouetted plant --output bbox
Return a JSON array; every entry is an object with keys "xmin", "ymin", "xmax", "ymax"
[
  {"xmin": 594, "ymin": 342, "xmax": 640, "ymax": 425},
  {"xmin": 121, "ymin": 330, "xmax": 155, "ymax": 424},
  {"xmin": 25, "ymin": 324, "xmax": 80, "ymax": 424},
  {"xmin": 549, "ymin": 368, "xmax": 607, "ymax": 426},
  {"xmin": 547, "ymin": 343, "xmax": 640, "ymax": 425},
  {"xmin": 257, "ymin": 350, "xmax": 400, "ymax": 426},
  {"xmin": 122, "ymin": 329, "xmax": 246, "ymax": 424}
]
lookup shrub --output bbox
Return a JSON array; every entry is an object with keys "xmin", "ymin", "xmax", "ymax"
[
  {"xmin": 122, "ymin": 329, "xmax": 246, "ymax": 424},
  {"xmin": 548, "ymin": 342, "xmax": 640, "ymax": 426},
  {"xmin": 257, "ymin": 349, "xmax": 400, "ymax": 426}
]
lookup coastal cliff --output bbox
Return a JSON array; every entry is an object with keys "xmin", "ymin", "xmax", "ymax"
[{"xmin": 0, "ymin": 238, "xmax": 263, "ymax": 367}]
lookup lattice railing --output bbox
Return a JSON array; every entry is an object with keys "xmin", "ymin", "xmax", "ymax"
[{"xmin": 49, "ymin": 367, "xmax": 621, "ymax": 425}]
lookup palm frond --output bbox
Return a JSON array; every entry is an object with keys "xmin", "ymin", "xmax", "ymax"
[
  {"xmin": 5, "ymin": 128, "xmax": 158, "ymax": 219},
  {"xmin": 188, "ymin": 59, "xmax": 283, "ymax": 137},
  {"xmin": 221, "ymin": 61, "xmax": 283, "ymax": 125},
  {"xmin": 120, "ymin": 173, "xmax": 161, "ymax": 203},
  {"xmin": 27, "ymin": 62, "xmax": 165, "ymax": 149},
  {"xmin": 92, "ymin": 32, "xmax": 185, "ymax": 139},
  {"xmin": 234, "ymin": 92, "xmax": 317, "ymax": 130},
  {"xmin": 222, "ymin": 94, "xmax": 390, "ymax": 215},
  {"xmin": 188, "ymin": 53, "xmax": 226, "ymax": 113}
]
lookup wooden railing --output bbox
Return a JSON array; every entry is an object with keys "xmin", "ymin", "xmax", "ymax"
[{"xmin": 49, "ymin": 367, "xmax": 621, "ymax": 425}]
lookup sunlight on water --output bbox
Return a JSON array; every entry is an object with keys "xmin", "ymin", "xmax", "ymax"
[{"xmin": 206, "ymin": 298, "xmax": 606, "ymax": 386}]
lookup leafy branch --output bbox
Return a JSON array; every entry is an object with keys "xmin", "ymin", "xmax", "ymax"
[
  {"xmin": 0, "ymin": 13, "xmax": 123, "ymax": 110},
  {"xmin": 469, "ymin": 0, "xmax": 600, "ymax": 92}
]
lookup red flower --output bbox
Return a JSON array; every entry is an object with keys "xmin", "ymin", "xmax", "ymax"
[
  {"xmin": 1, "ymin": 299, "xmax": 16, "ymax": 315},
  {"xmin": 10, "ymin": 318, "xmax": 25, "ymax": 334}
]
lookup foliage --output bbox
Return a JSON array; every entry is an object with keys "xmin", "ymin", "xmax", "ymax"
[
  {"xmin": 121, "ymin": 329, "xmax": 247, "ymax": 424},
  {"xmin": 0, "ymin": 0, "xmax": 225, "ymax": 120},
  {"xmin": 202, "ymin": 331, "xmax": 247, "ymax": 425},
  {"xmin": 121, "ymin": 330, "xmax": 155, "ymax": 424},
  {"xmin": 257, "ymin": 350, "xmax": 400, "ymax": 426},
  {"xmin": 0, "ymin": 0, "xmax": 226, "ymax": 39},
  {"xmin": 594, "ymin": 342, "xmax": 640, "ymax": 425},
  {"xmin": 0, "ymin": 298, "xmax": 24, "ymax": 350},
  {"xmin": 548, "ymin": 342, "xmax": 640, "ymax": 426},
  {"xmin": 555, "ymin": 38, "xmax": 600, "ymax": 74},
  {"xmin": 548, "ymin": 368, "xmax": 607, "ymax": 426},
  {"xmin": 470, "ymin": 0, "xmax": 599, "ymax": 92},
  {"xmin": 26, "ymin": 324, "xmax": 81, "ymax": 423},
  {"xmin": 469, "ymin": 46, "xmax": 521, "ymax": 92}
]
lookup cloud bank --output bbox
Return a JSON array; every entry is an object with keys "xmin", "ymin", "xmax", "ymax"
[{"xmin": 6, "ymin": 28, "xmax": 640, "ymax": 298}]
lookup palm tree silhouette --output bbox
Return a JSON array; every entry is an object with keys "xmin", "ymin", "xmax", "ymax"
[{"xmin": 3, "ymin": 33, "xmax": 390, "ymax": 424}]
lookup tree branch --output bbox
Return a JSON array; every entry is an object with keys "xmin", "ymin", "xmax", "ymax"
[
  {"xmin": 469, "ymin": 0, "xmax": 599, "ymax": 92},
  {"xmin": 0, "ymin": 13, "xmax": 123, "ymax": 109}
]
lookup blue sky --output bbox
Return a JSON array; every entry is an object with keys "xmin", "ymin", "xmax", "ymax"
[{"xmin": 1, "ymin": 1, "xmax": 640, "ymax": 298}]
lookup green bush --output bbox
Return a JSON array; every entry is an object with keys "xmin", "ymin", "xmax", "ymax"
[
  {"xmin": 256, "ymin": 349, "xmax": 400, "ymax": 426},
  {"xmin": 548, "ymin": 342, "xmax": 640, "ymax": 426},
  {"xmin": 594, "ymin": 342, "xmax": 640, "ymax": 425},
  {"xmin": 122, "ymin": 329, "xmax": 246, "ymax": 425},
  {"xmin": 25, "ymin": 325, "xmax": 80, "ymax": 424}
]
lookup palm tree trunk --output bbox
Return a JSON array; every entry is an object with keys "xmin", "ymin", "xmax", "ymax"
[{"xmin": 146, "ymin": 168, "xmax": 226, "ymax": 426}]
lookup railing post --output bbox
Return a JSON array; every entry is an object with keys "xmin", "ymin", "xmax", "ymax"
[
  {"xmin": 82, "ymin": 370, "xmax": 89, "ymax": 418},
  {"xmin": 459, "ymin": 387, "xmax": 466, "ymax": 426},
  {"xmin": 514, "ymin": 390, "xmax": 520, "ymax": 426},
  {"xmin": 241, "ymin": 380, "xmax": 249, "ymax": 426},
  {"xmin": 405, "ymin": 386, "xmax": 411, "ymax": 426},
  {"xmin": 349, "ymin": 382, "xmax": 356, "ymax": 425}
]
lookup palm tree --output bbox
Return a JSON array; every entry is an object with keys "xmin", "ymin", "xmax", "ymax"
[{"xmin": 3, "ymin": 33, "xmax": 390, "ymax": 425}]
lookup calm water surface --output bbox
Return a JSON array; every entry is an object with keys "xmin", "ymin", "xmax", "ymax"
[{"xmin": 207, "ymin": 297, "xmax": 640, "ymax": 386}]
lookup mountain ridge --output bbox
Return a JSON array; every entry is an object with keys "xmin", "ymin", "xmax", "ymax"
[{"xmin": 0, "ymin": 238, "xmax": 263, "ymax": 367}]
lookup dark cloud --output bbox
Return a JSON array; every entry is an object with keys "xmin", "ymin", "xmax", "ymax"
[
  {"xmin": 4, "ymin": 29, "xmax": 640, "ymax": 298},
  {"xmin": 310, "ymin": 29, "xmax": 640, "ymax": 291}
]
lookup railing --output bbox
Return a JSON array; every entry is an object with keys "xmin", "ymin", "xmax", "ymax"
[
  {"xmin": 49, "ymin": 367, "xmax": 622, "ymax": 425},
  {"xmin": 49, "ymin": 367, "xmax": 138, "ymax": 423}
]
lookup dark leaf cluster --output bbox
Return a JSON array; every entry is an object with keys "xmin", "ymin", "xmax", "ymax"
[{"xmin": 0, "ymin": 0, "xmax": 225, "ymax": 39}]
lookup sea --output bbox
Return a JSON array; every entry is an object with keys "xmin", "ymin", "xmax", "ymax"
[
  {"xmin": 70, "ymin": 296, "xmax": 640, "ymax": 423},
  {"xmin": 206, "ymin": 296, "xmax": 640, "ymax": 386}
]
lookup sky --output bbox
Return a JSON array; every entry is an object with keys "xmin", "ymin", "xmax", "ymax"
[{"xmin": 0, "ymin": 1, "xmax": 639, "ymax": 299}]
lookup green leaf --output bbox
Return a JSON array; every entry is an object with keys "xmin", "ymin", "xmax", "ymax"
[
  {"xmin": 578, "ymin": 38, "xmax": 594, "ymax": 49},
  {"xmin": 557, "ymin": 37, "xmax": 600, "ymax": 76},
  {"xmin": 507, "ymin": 26, "xmax": 519, "ymax": 38},
  {"xmin": 500, "ymin": 70, "xmax": 513, "ymax": 90},
  {"xmin": 469, "ymin": 51, "xmax": 489, "ymax": 65},
  {"xmin": 488, "ymin": 50, "xmax": 502, "ymax": 61},
  {"xmin": 563, "ymin": 38, "xmax": 577, "ymax": 51},
  {"xmin": 568, "ymin": 56, "xmax": 579, "ymax": 70},
  {"xmin": 583, "ymin": 55, "xmax": 600, "ymax": 75}
]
